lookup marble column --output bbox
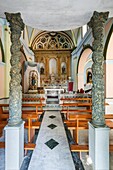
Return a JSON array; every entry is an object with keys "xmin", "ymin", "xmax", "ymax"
[
  {"xmin": 5, "ymin": 12, "xmax": 24, "ymax": 126},
  {"xmin": 88, "ymin": 11, "xmax": 109, "ymax": 127}
]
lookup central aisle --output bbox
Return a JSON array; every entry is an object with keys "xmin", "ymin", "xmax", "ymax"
[{"xmin": 28, "ymin": 110, "xmax": 75, "ymax": 170}]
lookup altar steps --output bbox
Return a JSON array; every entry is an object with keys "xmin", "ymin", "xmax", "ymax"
[
  {"xmin": 44, "ymin": 104, "xmax": 61, "ymax": 111},
  {"xmin": 46, "ymin": 98, "xmax": 59, "ymax": 104}
]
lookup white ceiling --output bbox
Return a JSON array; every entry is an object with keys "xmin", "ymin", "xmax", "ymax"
[{"xmin": 0, "ymin": 0, "xmax": 113, "ymax": 31}]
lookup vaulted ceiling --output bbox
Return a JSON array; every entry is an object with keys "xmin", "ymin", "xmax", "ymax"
[{"xmin": 0, "ymin": 0, "xmax": 113, "ymax": 31}]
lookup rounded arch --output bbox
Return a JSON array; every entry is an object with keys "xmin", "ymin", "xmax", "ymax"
[
  {"xmin": 77, "ymin": 47, "xmax": 93, "ymax": 90},
  {"xmin": 31, "ymin": 31, "xmax": 74, "ymax": 50},
  {"xmin": 104, "ymin": 23, "xmax": 113, "ymax": 98},
  {"xmin": 77, "ymin": 45, "xmax": 93, "ymax": 73},
  {"xmin": 104, "ymin": 24, "xmax": 113, "ymax": 60}
]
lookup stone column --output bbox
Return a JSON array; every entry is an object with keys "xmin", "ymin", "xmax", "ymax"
[
  {"xmin": 5, "ymin": 12, "xmax": 24, "ymax": 126},
  {"xmin": 88, "ymin": 11, "xmax": 109, "ymax": 127},
  {"xmin": 88, "ymin": 11, "xmax": 110, "ymax": 170},
  {"xmin": 5, "ymin": 13, "xmax": 25, "ymax": 170}
]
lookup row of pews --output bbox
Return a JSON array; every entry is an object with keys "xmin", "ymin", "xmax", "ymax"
[
  {"xmin": 0, "ymin": 97, "xmax": 45, "ymax": 142},
  {"xmin": 60, "ymin": 96, "xmax": 113, "ymax": 153},
  {"xmin": 0, "ymin": 95, "xmax": 113, "ymax": 154}
]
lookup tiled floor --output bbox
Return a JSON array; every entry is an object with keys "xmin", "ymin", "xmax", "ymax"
[
  {"xmin": 0, "ymin": 129, "xmax": 113, "ymax": 169},
  {"xmin": 28, "ymin": 111, "xmax": 75, "ymax": 170},
  {"xmin": 78, "ymin": 129, "xmax": 113, "ymax": 170}
]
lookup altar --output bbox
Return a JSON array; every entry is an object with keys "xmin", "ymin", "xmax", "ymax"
[
  {"xmin": 44, "ymin": 87, "xmax": 64, "ymax": 94},
  {"xmin": 44, "ymin": 87, "xmax": 64, "ymax": 104}
]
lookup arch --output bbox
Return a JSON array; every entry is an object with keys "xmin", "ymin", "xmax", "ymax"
[
  {"xmin": 104, "ymin": 24, "xmax": 113, "ymax": 98},
  {"xmin": 31, "ymin": 31, "xmax": 74, "ymax": 50},
  {"xmin": 77, "ymin": 45, "xmax": 93, "ymax": 73},
  {"xmin": 104, "ymin": 24, "xmax": 113, "ymax": 60},
  {"xmin": 77, "ymin": 47, "xmax": 92, "ymax": 90}
]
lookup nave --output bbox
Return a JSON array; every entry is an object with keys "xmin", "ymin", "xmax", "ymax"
[{"xmin": 0, "ymin": 94, "xmax": 113, "ymax": 169}]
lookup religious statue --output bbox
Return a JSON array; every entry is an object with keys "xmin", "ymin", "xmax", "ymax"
[
  {"xmin": 62, "ymin": 65, "xmax": 66, "ymax": 74},
  {"xmin": 31, "ymin": 72, "xmax": 37, "ymax": 89},
  {"xmin": 87, "ymin": 71, "xmax": 92, "ymax": 84},
  {"xmin": 40, "ymin": 66, "xmax": 44, "ymax": 74}
]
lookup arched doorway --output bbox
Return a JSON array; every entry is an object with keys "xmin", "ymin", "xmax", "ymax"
[
  {"xmin": 77, "ymin": 48, "xmax": 93, "ymax": 91},
  {"xmin": 104, "ymin": 24, "xmax": 113, "ymax": 113}
]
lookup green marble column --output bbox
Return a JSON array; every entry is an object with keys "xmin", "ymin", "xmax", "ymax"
[
  {"xmin": 88, "ymin": 11, "xmax": 109, "ymax": 127},
  {"xmin": 5, "ymin": 12, "xmax": 24, "ymax": 126}
]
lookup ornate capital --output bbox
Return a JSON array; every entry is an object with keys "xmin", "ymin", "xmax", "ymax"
[
  {"xmin": 5, "ymin": 12, "xmax": 24, "ymax": 31},
  {"xmin": 88, "ymin": 11, "xmax": 109, "ymax": 28}
]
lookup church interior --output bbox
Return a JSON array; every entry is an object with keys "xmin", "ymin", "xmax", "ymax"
[{"xmin": 0, "ymin": 1, "xmax": 113, "ymax": 170}]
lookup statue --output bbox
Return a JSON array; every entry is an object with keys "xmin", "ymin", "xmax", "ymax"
[
  {"xmin": 87, "ymin": 72, "xmax": 92, "ymax": 84},
  {"xmin": 40, "ymin": 66, "xmax": 44, "ymax": 74},
  {"xmin": 62, "ymin": 65, "xmax": 66, "ymax": 74},
  {"xmin": 31, "ymin": 72, "xmax": 37, "ymax": 89}
]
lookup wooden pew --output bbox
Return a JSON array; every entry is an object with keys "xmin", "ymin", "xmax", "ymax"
[
  {"xmin": 22, "ymin": 97, "xmax": 45, "ymax": 102},
  {"xmin": 0, "ymin": 141, "xmax": 36, "ymax": 151},
  {"xmin": 0, "ymin": 99, "xmax": 45, "ymax": 116},
  {"xmin": 70, "ymin": 144, "xmax": 113, "ymax": 153},
  {"xmin": 64, "ymin": 114, "xmax": 91, "ymax": 144},
  {"xmin": 64, "ymin": 114, "xmax": 113, "ymax": 144},
  {"xmin": 24, "ymin": 143, "xmax": 36, "ymax": 151},
  {"xmin": 0, "ymin": 112, "xmax": 40, "ymax": 142},
  {"xmin": 60, "ymin": 97, "xmax": 108, "ymax": 120},
  {"xmin": 60, "ymin": 97, "xmax": 92, "ymax": 119},
  {"xmin": 0, "ymin": 98, "xmax": 44, "ymax": 140},
  {"xmin": 0, "ymin": 141, "xmax": 113, "ymax": 153},
  {"xmin": 60, "ymin": 97, "xmax": 92, "ymax": 104}
]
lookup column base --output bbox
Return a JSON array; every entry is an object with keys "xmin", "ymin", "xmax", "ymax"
[
  {"xmin": 89, "ymin": 122, "xmax": 110, "ymax": 170},
  {"xmin": 4, "ymin": 121, "xmax": 24, "ymax": 170}
]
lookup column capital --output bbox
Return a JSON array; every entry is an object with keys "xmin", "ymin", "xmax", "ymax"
[
  {"xmin": 5, "ymin": 12, "xmax": 24, "ymax": 31},
  {"xmin": 88, "ymin": 11, "xmax": 109, "ymax": 28}
]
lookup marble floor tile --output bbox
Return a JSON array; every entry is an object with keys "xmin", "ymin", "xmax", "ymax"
[{"xmin": 28, "ymin": 111, "xmax": 75, "ymax": 170}]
